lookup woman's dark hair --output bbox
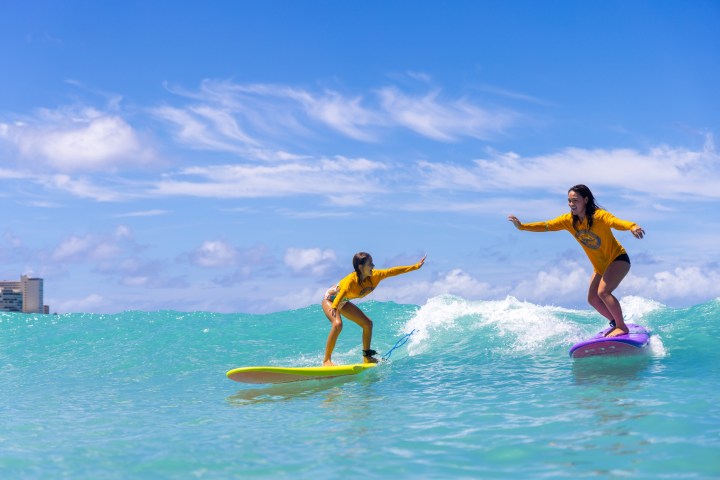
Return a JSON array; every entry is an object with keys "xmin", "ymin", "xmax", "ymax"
[
  {"xmin": 569, "ymin": 184, "xmax": 602, "ymax": 231},
  {"xmin": 352, "ymin": 252, "xmax": 372, "ymax": 283}
]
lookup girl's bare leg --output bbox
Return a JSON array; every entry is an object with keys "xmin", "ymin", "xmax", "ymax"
[
  {"xmin": 322, "ymin": 299, "xmax": 342, "ymax": 366},
  {"xmin": 328, "ymin": 302, "xmax": 376, "ymax": 364}
]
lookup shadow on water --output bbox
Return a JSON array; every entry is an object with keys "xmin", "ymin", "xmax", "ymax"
[
  {"xmin": 571, "ymin": 353, "xmax": 654, "ymax": 386},
  {"xmin": 226, "ymin": 374, "xmax": 374, "ymax": 407}
]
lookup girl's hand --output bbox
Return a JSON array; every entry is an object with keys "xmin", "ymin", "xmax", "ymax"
[
  {"xmin": 417, "ymin": 255, "xmax": 427, "ymax": 268},
  {"xmin": 631, "ymin": 225, "xmax": 645, "ymax": 239},
  {"xmin": 507, "ymin": 215, "xmax": 522, "ymax": 229}
]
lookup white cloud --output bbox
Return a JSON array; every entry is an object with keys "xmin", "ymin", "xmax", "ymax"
[
  {"xmin": 1, "ymin": 106, "xmax": 154, "ymax": 172},
  {"xmin": 278, "ymin": 86, "xmax": 381, "ymax": 141},
  {"xmin": 3, "ymin": 231, "xmax": 23, "ymax": 247},
  {"xmin": 371, "ymin": 269, "xmax": 502, "ymax": 307},
  {"xmin": 428, "ymin": 269, "xmax": 498, "ymax": 298},
  {"xmin": 511, "ymin": 261, "xmax": 590, "ymax": 305},
  {"xmin": 115, "ymin": 210, "xmax": 168, "ymax": 218},
  {"xmin": 51, "ymin": 293, "xmax": 106, "ymax": 313},
  {"xmin": 39, "ymin": 174, "xmax": 130, "ymax": 202},
  {"xmin": 284, "ymin": 247, "xmax": 336, "ymax": 276},
  {"xmin": 191, "ymin": 104, "xmax": 260, "ymax": 146},
  {"xmin": 51, "ymin": 234, "xmax": 122, "ymax": 262},
  {"xmin": 115, "ymin": 225, "xmax": 133, "ymax": 239},
  {"xmin": 417, "ymin": 137, "xmax": 720, "ymax": 200},
  {"xmin": 624, "ymin": 266, "xmax": 720, "ymax": 302},
  {"xmin": 150, "ymin": 157, "xmax": 386, "ymax": 199},
  {"xmin": 0, "ymin": 168, "xmax": 32, "ymax": 180},
  {"xmin": 52, "ymin": 235, "xmax": 96, "ymax": 261},
  {"xmin": 377, "ymin": 86, "xmax": 516, "ymax": 141},
  {"xmin": 505, "ymin": 260, "xmax": 720, "ymax": 308},
  {"xmin": 190, "ymin": 240, "xmax": 237, "ymax": 268},
  {"xmin": 193, "ymin": 80, "xmax": 384, "ymax": 141},
  {"xmin": 157, "ymin": 78, "xmax": 518, "ymax": 153},
  {"xmin": 152, "ymin": 105, "xmax": 255, "ymax": 155}
]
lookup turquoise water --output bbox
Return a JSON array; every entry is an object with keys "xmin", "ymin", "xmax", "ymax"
[{"xmin": 1, "ymin": 295, "xmax": 719, "ymax": 479}]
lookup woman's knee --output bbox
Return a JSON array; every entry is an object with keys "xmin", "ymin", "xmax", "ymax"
[
  {"xmin": 587, "ymin": 289, "xmax": 601, "ymax": 306},
  {"xmin": 596, "ymin": 284, "xmax": 614, "ymax": 301}
]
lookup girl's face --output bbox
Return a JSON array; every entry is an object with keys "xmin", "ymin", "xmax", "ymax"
[
  {"xmin": 359, "ymin": 257, "xmax": 374, "ymax": 276},
  {"xmin": 568, "ymin": 190, "xmax": 588, "ymax": 217}
]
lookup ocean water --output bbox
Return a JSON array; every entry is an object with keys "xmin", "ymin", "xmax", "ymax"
[{"xmin": 1, "ymin": 295, "xmax": 719, "ymax": 479}]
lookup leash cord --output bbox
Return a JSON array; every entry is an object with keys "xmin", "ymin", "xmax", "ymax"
[{"xmin": 381, "ymin": 329, "xmax": 417, "ymax": 361}]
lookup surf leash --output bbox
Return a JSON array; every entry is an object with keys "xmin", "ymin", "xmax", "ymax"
[{"xmin": 381, "ymin": 329, "xmax": 417, "ymax": 361}]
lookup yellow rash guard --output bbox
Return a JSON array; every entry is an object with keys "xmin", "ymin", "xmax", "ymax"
[
  {"xmin": 327, "ymin": 263, "xmax": 422, "ymax": 309},
  {"xmin": 518, "ymin": 209, "xmax": 637, "ymax": 275}
]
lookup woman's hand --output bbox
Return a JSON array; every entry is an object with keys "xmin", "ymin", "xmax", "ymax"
[
  {"xmin": 507, "ymin": 215, "xmax": 522, "ymax": 229},
  {"xmin": 631, "ymin": 225, "xmax": 645, "ymax": 239}
]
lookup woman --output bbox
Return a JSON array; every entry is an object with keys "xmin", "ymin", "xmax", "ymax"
[
  {"xmin": 508, "ymin": 185, "xmax": 645, "ymax": 337},
  {"xmin": 323, "ymin": 252, "xmax": 426, "ymax": 366}
]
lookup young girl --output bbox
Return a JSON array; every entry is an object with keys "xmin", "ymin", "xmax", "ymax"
[
  {"xmin": 508, "ymin": 184, "xmax": 645, "ymax": 337},
  {"xmin": 322, "ymin": 252, "xmax": 426, "ymax": 366}
]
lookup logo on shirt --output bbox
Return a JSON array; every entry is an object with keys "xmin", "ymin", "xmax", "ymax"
[
  {"xmin": 359, "ymin": 286, "xmax": 375, "ymax": 297},
  {"xmin": 575, "ymin": 229, "xmax": 601, "ymax": 250}
]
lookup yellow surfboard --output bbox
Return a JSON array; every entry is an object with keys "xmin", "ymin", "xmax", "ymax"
[{"xmin": 226, "ymin": 363, "xmax": 377, "ymax": 384}]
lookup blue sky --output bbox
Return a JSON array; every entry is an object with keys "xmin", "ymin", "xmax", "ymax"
[{"xmin": 1, "ymin": 1, "xmax": 719, "ymax": 314}]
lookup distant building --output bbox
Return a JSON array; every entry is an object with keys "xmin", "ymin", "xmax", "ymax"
[
  {"xmin": 0, "ymin": 288, "xmax": 23, "ymax": 312},
  {"xmin": 0, "ymin": 276, "xmax": 49, "ymax": 314}
]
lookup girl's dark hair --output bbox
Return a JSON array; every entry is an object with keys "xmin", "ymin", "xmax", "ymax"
[
  {"xmin": 569, "ymin": 184, "xmax": 602, "ymax": 231},
  {"xmin": 352, "ymin": 252, "xmax": 372, "ymax": 283}
]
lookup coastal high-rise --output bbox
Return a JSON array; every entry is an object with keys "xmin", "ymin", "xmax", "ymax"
[{"xmin": 0, "ymin": 275, "xmax": 48, "ymax": 313}]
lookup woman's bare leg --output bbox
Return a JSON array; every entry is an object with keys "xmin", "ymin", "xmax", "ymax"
[
  {"xmin": 587, "ymin": 261, "xmax": 632, "ymax": 336},
  {"xmin": 598, "ymin": 260, "xmax": 631, "ymax": 337},
  {"xmin": 588, "ymin": 272, "xmax": 614, "ymax": 322},
  {"xmin": 588, "ymin": 261, "xmax": 630, "ymax": 337}
]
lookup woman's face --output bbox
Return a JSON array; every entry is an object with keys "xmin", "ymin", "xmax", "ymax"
[{"xmin": 568, "ymin": 190, "xmax": 588, "ymax": 217}]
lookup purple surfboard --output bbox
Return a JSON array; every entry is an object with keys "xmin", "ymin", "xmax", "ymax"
[{"xmin": 569, "ymin": 323, "xmax": 650, "ymax": 358}]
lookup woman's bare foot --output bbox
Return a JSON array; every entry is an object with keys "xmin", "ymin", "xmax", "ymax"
[
  {"xmin": 605, "ymin": 327, "xmax": 629, "ymax": 337},
  {"xmin": 363, "ymin": 356, "xmax": 379, "ymax": 364},
  {"xmin": 323, "ymin": 360, "xmax": 337, "ymax": 366}
]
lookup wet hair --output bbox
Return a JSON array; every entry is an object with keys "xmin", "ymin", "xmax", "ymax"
[
  {"xmin": 569, "ymin": 184, "xmax": 602, "ymax": 231},
  {"xmin": 352, "ymin": 252, "xmax": 372, "ymax": 283}
]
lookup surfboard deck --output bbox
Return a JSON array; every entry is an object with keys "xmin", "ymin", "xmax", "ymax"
[
  {"xmin": 226, "ymin": 363, "xmax": 377, "ymax": 384},
  {"xmin": 569, "ymin": 323, "xmax": 650, "ymax": 359}
]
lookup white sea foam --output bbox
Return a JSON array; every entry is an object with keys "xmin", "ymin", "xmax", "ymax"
[
  {"xmin": 403, "ymin": 295, "xmax": 587, "ymax": 355},
  {"xmin": 402, "ymin": 295, "xmax": 670, "ymax": 357}
]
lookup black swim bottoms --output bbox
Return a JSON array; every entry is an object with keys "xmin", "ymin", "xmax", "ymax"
[{"xmin": 613, "ymin": 253, "xmax": 631, "ymax": 264}]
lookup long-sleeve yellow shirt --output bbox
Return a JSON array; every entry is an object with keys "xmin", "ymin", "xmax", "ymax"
[
  {"xmin": 329, "ymin": 263, "xmax": 422, "ymax": 309},
  {"xmin": 518, "ymin": 210, "xmax": 637, "ymax": 275}
]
